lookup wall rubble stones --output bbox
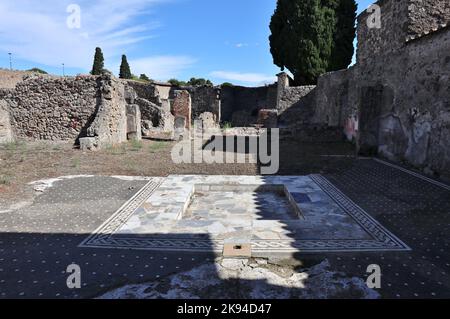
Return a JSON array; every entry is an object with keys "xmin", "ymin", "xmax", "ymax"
[
  {"xmin": 80, "ymin": 75, "xmax": 129, "ymax": 150},
  {"xmin": 3, "ymin": 74, "xmax": 98, "ymax": 141},
  {"xmin": 0, "ymin": 73, "xmax": 132, "ymax": 150}
]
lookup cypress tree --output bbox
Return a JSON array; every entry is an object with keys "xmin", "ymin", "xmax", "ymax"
[
  {"xmin": 90, "ymin": 47, "xmax": 104, "ymax": 75},
  {"xmin": 119, "ymin": 55, "xmax": 132, "ymax": 79},
  {"xmin": 328, "ymin": 0, "xmax": 357, "ymax": 71},
  {"xmin": 269, "ymin": 0, "xmax": 328, "ymax": 85},
  {"xmin": 269, "ymin": 0, "xmax": 357, "ymax": 84}
]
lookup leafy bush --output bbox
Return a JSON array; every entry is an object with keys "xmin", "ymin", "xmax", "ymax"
[
  {"xmin": 168, "ymin": 79, "xmax": 187, "ymax": 86},
  {"xmin": 27, "ymin": 68, "xmax": 48, "ymax": 74}
]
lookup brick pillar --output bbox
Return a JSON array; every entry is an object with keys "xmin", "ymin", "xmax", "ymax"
[
  {"xmin": 171, "ymin": 90, "xmax": 192, "ymax": 130},
  {"xmin": 276, "ymin": 72, "xmax": 290, "ymax": 110}
]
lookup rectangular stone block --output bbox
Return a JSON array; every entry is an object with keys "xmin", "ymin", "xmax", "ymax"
[{"xmin": 223, "ymin": 243, "xmax": 252, "ymax": 258}]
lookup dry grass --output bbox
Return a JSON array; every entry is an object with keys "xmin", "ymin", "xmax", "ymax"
[{"xmin": 0, "ymin": 138, "xmax": 355, "ymax": 205}]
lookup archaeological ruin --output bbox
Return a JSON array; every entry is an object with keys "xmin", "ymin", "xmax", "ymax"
[
  {"xmin": 1, "ymin": 0, "xmax": 449, "ymax": 180},
  {"xmin": 1, "ymin": 0, "xmax": 450, "ymax": 301}
]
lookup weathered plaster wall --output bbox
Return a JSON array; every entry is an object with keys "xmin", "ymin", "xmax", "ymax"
[
  {"xmin": 274, "ymin": 0, "xmax": 450, "ymax": 178},
  {"xmin": 347, "ymin": 0, "xmax": 450, "ymax": 178},
  {"xmin": 0, "ymin": 99, "xmax": 13, "ymax": 143}
]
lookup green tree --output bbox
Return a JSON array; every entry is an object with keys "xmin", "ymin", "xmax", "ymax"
[
  {"xmin": 269, "ymin": 0, "xmax": 356, "ymax": 85},
  {"xmin": 27, "ymin": 68, "xmax": 48, "ymax": 74},
  {"xmin": 139, "ymin": 74, "xmax": 150, "ymax": 82},
  {"xmin": 119, "ymin": 55, "xmax": 132, "ymax": 79},
  {"xmin": 168, "ymin": 79, "xmax": 187, "ymax": 86},
  {"xmin": 90, "ymin": 47, "xmax": 104, "ymax": 75},
  {"xmin": 328, "ymin": 0, "xmax": 357, "ymax": 71},
  {"xmin": 187, "ymin": 78, "xmax": 213, "ymax": 86}
]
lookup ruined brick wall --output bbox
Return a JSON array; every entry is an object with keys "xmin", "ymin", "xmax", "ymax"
[
  {"xmin": 82, "ymin": 75, "xmax": 128, "ymax": 147},
  {"xmin": 126, "ymin": 80, "xmax": 280, "ymax": 127},
  {"xmin": 0, "ymin": 74, "xmax": 129, "ymax": 148},
  {"xmin": 366, "ymin": 28, "xmax": 450, "ymax": 176},
  {"xmin": 171, "ymin": 90, "xmax": 192, "ymax": 129},
  {"xmin": 221, "ymin": 85, "xmax": 277, "ymax": 126},
  {"xmin": 2, "ymin": 75, "xmax": 98, "ymax": 141},
  {"xmin": 126, "ymin": 80, "xmax": 172, "ymax": 112},
  {"xmin": 186, "ymin": 86, "xmax": 221, "ymax": 122}
]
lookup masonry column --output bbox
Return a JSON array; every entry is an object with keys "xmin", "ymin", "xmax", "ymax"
[
  {"xmin": 172, "ymin": 89, "xmax": 192, "ymax": 132},
  {"xmin": 276, "ymin": 72, "xmax": 290, "ymax": 110}
]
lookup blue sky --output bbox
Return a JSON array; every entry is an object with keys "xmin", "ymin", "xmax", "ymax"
[{"xmin": 0, "ymin": 0, "xmax": 374, "ymax": 86}]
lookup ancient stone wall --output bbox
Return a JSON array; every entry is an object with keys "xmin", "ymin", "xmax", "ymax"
[
  {"xmin": 274, "ymin": 0, "xmax": 450, "ymax": 178},
  {"xmin": 2, "ymin": 74, "xmax": 98, "ymax": 141},
  {"xmin": 351, "ymin": 0, "xmax": 450, "ymax": 178},
  {"xmin": 407, "ymin": 0, "xmax": 450, "ymax": 37},
  {"xmin": 186, "ymin": 86, "xmax": 221, "ymax": 122},
  {"xmin": 171, "ymin": 90, "xmax": 192, "ymax": 130},
  {"xmin": 221, "ymin": 85, "xmax": 277, "ymax": 126},
  {"xmin": 0, "ymin": 74, "xmax": 131, "ymax": 149},
  {"xmin": 277, "ymin": 85, "xmax": 316, "ymax": 114},
  {"xmin": 81, "ymin": 76, "xmax": 128, "ymax": 149},
  {"xmin": 356, "ymin": 0, "xmax": 409, "ymax": 65}
]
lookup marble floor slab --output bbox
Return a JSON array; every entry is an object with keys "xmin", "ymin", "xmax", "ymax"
[{"xmin": 80, "ymin": 175, "xmax": 410, "ymax": 255}]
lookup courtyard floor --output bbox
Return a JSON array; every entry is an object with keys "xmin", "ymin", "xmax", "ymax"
[{"xmin": 0, "ymin": 139, "xmax": 449, "ymax": 298}]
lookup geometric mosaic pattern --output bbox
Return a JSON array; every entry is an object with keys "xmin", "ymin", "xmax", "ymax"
[
  {"xmin": 79, "ymin": 178, "xmax": 164, "ymax": 249},
  {"xmin": 79, "ymin": 175, "xmax": 410, "ymax": 254}
]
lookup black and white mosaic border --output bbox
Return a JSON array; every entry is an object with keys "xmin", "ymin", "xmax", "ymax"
[
  {"xmin": 373, "ymin": 158, "xmax": 450, "ymax": 191},
  {"xmin": 80, "ymin": 175, "xmax": 410, "ymax": 253},
  {"xmin": 79, "ymin": 178, "xmax": 164, "ymax": 248}
]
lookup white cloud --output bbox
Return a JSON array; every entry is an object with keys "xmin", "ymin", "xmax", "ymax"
[
  {"xmin": 0, "ymin": 0, "xmax": 172, "ymax": 71},
  {"xmin": 210, "ymin": 71, "xmax": 277, "ymax": 86},
  {"xmin": 127, "ymin": 56, "xmax": 196, "ymax": 80}
]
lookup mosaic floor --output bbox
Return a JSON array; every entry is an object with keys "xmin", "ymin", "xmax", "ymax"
[
  {"xmin": 80, "ymin": 175, "xmax": 410, "ymax": 255},
  {"xmin": 1, "ymin": 158, "xmax": 450, "ymax": 298}
]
